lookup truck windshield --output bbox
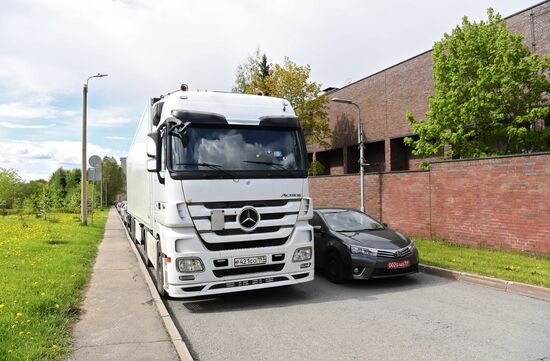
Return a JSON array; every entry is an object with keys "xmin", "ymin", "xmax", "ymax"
[{"xmin": 170, "ymin": 125, "xmax": 307, "ymax": 177}]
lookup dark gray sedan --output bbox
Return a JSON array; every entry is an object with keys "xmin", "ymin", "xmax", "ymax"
[{"xmin": 311, "ymin": 208, "xmax": 419, "ymax": 283}]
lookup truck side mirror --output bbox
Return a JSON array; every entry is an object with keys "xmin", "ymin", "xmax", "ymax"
[
  {"xmin": 146, "ymin": 132, "xmax": 161, "ymax": 172},
  {"xmin": 313, "ymin": 225, "xmax": 322, "ymax": 233}
]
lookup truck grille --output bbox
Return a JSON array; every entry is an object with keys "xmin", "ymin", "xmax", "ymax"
[
  {"xmin": 188, "ymin": 199, "xmax": 301, "ymax": 251},
  {"xmin": 202, "ymin": 237, "xmax": 288, "ymax": 251},
  {"xmin": 213, "ymin": 264, "xmax": 285, "ymax": 277}
]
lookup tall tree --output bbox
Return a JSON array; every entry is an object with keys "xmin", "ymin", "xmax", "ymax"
[
  {"xmin": 49, "ymin": 167, "xmax": 68, "ymax": 198},
  {"xmin": 248, "ymin": 57, "xmax": 331, "ymax": 147},
  {"xmin": 257, "ymin": 53, "xmax": 272, "ymax": 95},
  {"xmin": 405, "ymin": 9, "xmax": 550, "ymax": 159},
  {"xmin": 232, "ymin": 48, "xmax": 262, "ymax": 93},
  {"xmin": 102, "ymin": 156, "xmax": 125, "ymax": 205},
  {"xmin": 0, "ymin": 168, "xmax": 22, "ymax": 209}
]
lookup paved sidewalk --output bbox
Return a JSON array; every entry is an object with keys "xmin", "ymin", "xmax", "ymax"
[{"xmin": 69, "ymin": 209, "xmax": 179, "ymax": 361}]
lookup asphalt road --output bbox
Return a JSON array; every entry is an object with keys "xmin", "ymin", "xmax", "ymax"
[{"xmin": 165, "ymin": 272, "xmax": 550, "ymax": 361}]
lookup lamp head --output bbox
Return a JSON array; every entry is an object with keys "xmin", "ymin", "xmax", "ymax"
[{"xmin": 331, "ymin": 97, "xmax": 353, "ymax": 104}]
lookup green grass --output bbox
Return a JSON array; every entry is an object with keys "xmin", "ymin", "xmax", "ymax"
[
  {"xmin": 0, "ymin": 211, "xmax": 108, "ymax": 361},
  {"xmin": 414, "ymin": 238, "xmax": 550, "ymax": 288}
]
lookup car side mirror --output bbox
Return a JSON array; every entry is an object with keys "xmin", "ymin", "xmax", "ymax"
[
  {"xmin": 382, "ymin": 222, "xmax": 388, "ymax": 228},
  {"xmin": 146, "ymin": 132, "xmax": 161, "ymax": 172},
  {"xmin": 313, "ymin": 225, "xmax": 322, "ymax": 233}
]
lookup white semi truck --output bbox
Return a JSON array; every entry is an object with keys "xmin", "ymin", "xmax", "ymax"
[{"xmin": 126, "ymin": 86, "xmax": 314, "ymax": 298}]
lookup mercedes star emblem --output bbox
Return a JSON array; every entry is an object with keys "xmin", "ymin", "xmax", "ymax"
[{"xmin": 238, "ymin": 206, "xmax": 260, "ymax": 231}]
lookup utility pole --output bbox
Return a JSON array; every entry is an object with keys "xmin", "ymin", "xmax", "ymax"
[
  {"xmin": 81, "ymin": 73, "xmax": 108, "ymax": 225},
  {"xmin": 331, "ymin": 97, "xmax": 366, "ymax": 212}
]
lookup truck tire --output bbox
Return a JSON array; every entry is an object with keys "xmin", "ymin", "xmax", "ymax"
[
  {"xmin": 156, "ymin": 242, "xmax": 168, "ymax": 298},
  {"xmin": 142, "ymin": 227, "xmax": 152, "ymax": 267}
]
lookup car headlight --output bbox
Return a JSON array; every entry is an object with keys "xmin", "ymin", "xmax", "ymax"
[
  {"xmin": 176, "ymin": 257, "xmax": 204, "ymax": 272},
  {"xmin": 408, "ymin": 241, "xmax": 416, "ymax": 252},
  {"xmin": 292, "ymin": 247, "xmax": 312, "ymax": 262},
  {"xmin": 350, "ymin": 245, "xmax": 378, "ymax": 256}
]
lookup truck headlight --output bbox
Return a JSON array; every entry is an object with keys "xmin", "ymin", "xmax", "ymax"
[
  {"xmin": 176, "ymin": 257, "xmax": 204, "ymax": 272},
  {"xmin": 292, "ymin": 247, "xmax": 312, "ymax": 262}
]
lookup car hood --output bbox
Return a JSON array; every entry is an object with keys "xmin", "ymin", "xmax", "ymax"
[{"xmin": 336, "ymin": 228, "xmax": 410, "ymax": 250}]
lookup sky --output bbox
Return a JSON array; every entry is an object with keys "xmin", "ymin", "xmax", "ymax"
[{"xmin": 0, "ymin": 0, "xmax": 542, "ymax": 180}]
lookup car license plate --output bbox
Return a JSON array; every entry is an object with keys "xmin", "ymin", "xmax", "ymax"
[
  {"xmin": 234, "ymin": 255, "xmax": 267, "ymax": 267},
  {"xmin": 387, "ymin": 260, "xmax": 411, "ymax": 269}
]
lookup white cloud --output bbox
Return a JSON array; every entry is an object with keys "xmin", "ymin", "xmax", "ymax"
[
  {"xmin": 0, "ymin": 121, "xmax": 55, "ymax": 129},
  {"xmin": 105, "ymin": 136, "xmax": 128, "ymax": 140},
  {"xmin": 0, "ymin": 140, "xmax": 126, "ymax": 181},
  {"xmin": 0, "ymin": 96, "xmax": 76, "ymax": 119},
  {"xmin": 87, "ymin": 108, "xmax": 133, "ymax": 128}
]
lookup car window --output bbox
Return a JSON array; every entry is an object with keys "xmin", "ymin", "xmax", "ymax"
[{"xmin": 322, "ymin": 210, "xmax": 384, "ymax": 232}]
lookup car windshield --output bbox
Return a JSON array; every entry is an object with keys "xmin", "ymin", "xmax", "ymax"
[
  {"xmin": 171, "ymin": 125, "xmax": 306, "ymax": 174},
  {"xmin": 322, "ymin": 210, "xmax": 384, "ymax": 231}
]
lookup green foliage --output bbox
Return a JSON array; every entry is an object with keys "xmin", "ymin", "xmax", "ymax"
[
  {"xmin": 405, "ymin": 8, "xmax": 550, "ymax": 159},
  {"xmin": 102, "ymin": 156, "xmax": 125, "ymax": 205},
  {"xmin": 242, "ymin": 56, "xmax": 332, "ymax": 148},
  {"xmin": 308, "ymin": 159, "xmax": 326, "ymax": 176},
  {"xmin": 0, "ymin": 168, "xmax": 22, "ymax": 210},
  {"xmin": 232, "ymin": 48, "xmax": 263, "ymax": 93}
]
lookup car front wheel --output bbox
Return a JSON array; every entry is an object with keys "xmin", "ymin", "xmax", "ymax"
[{"xmin": 325, "ymin": 252, "xmax": 346, "ymax": 284}]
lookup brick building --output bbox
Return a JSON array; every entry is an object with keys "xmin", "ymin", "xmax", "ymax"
[{"xmin": 309, "ymin": 1, "xmax": 550, "ymax": 174}]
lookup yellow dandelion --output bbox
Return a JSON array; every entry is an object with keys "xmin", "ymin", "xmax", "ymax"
[
  {"xmin": 55, "ymin": 304, "xmax": 60, "ymax": 309},
  {"xmin": 26, "ymin": 331, "xmax": 30, "ymax": 335},
  {"xmin": 52, "ymin": 344, "xmax": 58, "ymax": 349},
  {"xmin": 0, "ymin": 304, "xmax": 4, "ymax": 309},
  {"xmin": 16, "ymin": 312, "xmax": 22, "ymax": 317},
  {"xmin": 41, "ymin": 292, "xmax": 45, "ymax": 296},
  {"xmin": 19, "ymin": 331, "xmax": 23, "ymax": 335}
]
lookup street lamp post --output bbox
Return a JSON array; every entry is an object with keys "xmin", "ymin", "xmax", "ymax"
[
  {"xmin": 82, "ymin": 73, "xmax": 108, "ymax": 225},
  {"xmin": 331, "ymin": 98, "xmax": 365, "ymax": 212}
]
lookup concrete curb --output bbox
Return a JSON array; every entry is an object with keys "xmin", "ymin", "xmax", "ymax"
[
  {"xmin": 118, "ymin": 216, "xmax": 194, "ymax": 361},
  {"xmin": 419, "ymin": 264, "xmax": 550, "ymax": 302}
]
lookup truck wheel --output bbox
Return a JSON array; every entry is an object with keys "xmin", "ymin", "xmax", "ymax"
[
  {"xmin": 325, "ymin": 252, "xmax": 346, "ymax": 284},
  {"xmin": 156, "ymin": 243, "xmax": 168, "ymax": 298},
  {"xmin": 142, "ymin": 227, "xmax": 152, "ymax": 266}
]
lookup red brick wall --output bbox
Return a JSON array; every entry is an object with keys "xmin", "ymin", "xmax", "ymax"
[
  {"xmin": 381, "ymin": 171, "xmax": 431, "ymax": 238},
  {"xmin": 430, "ymin": 153, "xmax": 550, "ymax": 254},
  {"xmin": 308, "ymin": 153, "xmax": 550, "ymax": 254}
]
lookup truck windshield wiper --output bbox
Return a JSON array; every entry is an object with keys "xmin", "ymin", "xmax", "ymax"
[
  {"xmin": 242, "ymin": 160, "xmax": 295, "ymax": 175},
  {"xmin": 176, "ymin": 162, "xmax": 239, "ymax": 179}
]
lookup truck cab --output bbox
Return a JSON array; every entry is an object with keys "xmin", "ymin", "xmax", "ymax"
[{"xmin": 126, "ymin": 89, "xmax": 314, "ymax": 298}]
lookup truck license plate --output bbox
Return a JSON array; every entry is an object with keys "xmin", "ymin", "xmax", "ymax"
[{"xmin": 234, "ymin": 256, "xmax": 267, "ymax": 267}]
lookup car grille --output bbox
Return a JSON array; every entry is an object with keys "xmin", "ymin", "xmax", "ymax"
[{"xmin": 377, "ymin": 246, "xmax": 413, "ymax": 259}]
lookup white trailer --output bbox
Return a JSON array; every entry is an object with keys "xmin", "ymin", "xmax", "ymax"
[{"xmin": 126, "ymin": 87, "xmax": 314, "ymax": 298}]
